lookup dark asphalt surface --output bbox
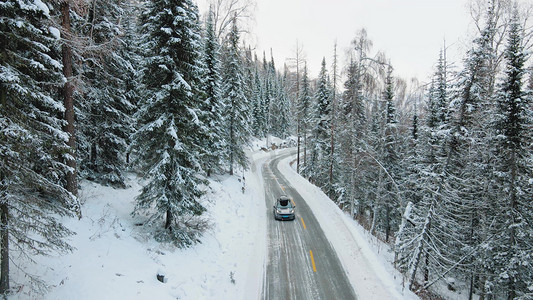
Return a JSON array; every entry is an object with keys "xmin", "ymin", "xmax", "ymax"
[{"xmin": 261, "ymin": 150, "xmax": 356, "ymax": 300}]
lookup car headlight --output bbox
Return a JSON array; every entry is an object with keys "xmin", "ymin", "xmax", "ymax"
[
  {"xmin": 289, "ymin": 209, "xmax": 294, "ymax": 214},
  {"xmin": 276, "ymin": 209, "xmax": 282, "ymax": 214}
]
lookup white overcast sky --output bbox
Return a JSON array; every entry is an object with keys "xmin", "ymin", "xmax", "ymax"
[{"xmin": 197, "ymin": 0, "xmax": 477, "ymax": 81}]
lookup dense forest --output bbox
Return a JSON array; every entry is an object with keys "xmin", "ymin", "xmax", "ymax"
[{"xmin": 1, "ymin": 0, "xmax": 532, "ymax": 299}]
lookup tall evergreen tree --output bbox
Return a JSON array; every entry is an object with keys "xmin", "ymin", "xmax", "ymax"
[
  {"xmin": 261, "ymin": 52, "xmax": 274, "ymax": 139},
  {"xmin": 0, "ymin": 0, "xmax": 79, "ymax": 292},
  {"xmin": 201, "ymin": 6, "xmax": 226, "ymax": 176},
  {"xmin": 251, "ymin": 66, "xmax": 265, "ymax": 137},
  {"xmin": 76, "ymin": 0, "xmax": 135, "ymax": 187},
  {"xmin": 272, "ymin": 66, "xmax": 292, "ymax": 139},
  {"xmin": 488, "ymin": 8, "xmax": 532, "ymax": 298},
  {"xmin": 298, "ymin": 63, "xmax": 312, "ymax": 175},
  {"xmin": 328, "ymin": 43, "xmax": 340, "ymax": 200},
  {"xmin": 395, "ymin": 50, "xmax": 452, "ymax": 290},
  {"xmin": 380, "ymin": 64, "xmax": 400, "ymax": 242},
  {"xmin": 337, "ymin": 58, "xmax": 366, "ymax": 217},
  {"xmin": 120, "ymin": 0, "xmax": 143, "ymax": 167},
  {"xmin": 439, "ymin": 5, "xmax": 497, "ymax": 296},
  {"xmin": 132, "ymin": 0, "xmax": 209, "ymax": 246},
  {"xmin": 337, "ymin": 30, "xmax": 386, "ymax": 221},
  {"xmin": 221, "ymin": 16, "xmax": 250, "ymax": 175},
  {"xmin": 307, "ymin": 58, "xmax": 331, "ymax": 188}
]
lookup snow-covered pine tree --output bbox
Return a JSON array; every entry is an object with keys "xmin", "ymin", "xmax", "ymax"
[
  {"xmin": 261, "ymin": 52, "xmax": 273, "ymax": 139},
  {"xmin": 488, "ymin": 7, "xmax": 532, "ymax": 298},
  {"xmin": 201, "ymin": 6, "xmax": 226, "ymax": 176},
  {"xmin": 380, "ymin": 64, "xmax": 401, "ymax": 242},
  {"xmin": 251, "ymin": 66, "xmax": 265, "ymax": 137},
  {"xmin": 267, "ymin": 60, "xmax": 291, "ymax": 139},
  {"xmin": 306, "ymin": 58, "xmax": 331, "ymax": 188},
  {"xmin": 272, "ymin": 66, "xmax": 292, "ymax": 139},
  {"xmin": 221, "ymin": 15, "xmax": 250, "ymax": 175},
  {"xmin": 119, "ymin": 0, "xmax": 144, "ymax": 167},
  {"xmin": 132, "ymin": 0, "xmax": 209, "ymax": 246},
  {"xmin": 440, "ymin": 4, "xmax": 497, "ymax": 296},
  {"xmin": 395, "ymin": 49, "xmax": 453, "ymax": 290},
  {"xmin": 337, "ymin": 58, "xmax": 366, "ymax": 217},
  {"xmin": 365, "ymin": 93, "xmax": 386, "ymax": 236},
  {"xmin": 298, "ymin": 63, "xmax": 312, "ymax": 176},
  {"xmin": 328, "ymin": 43, "xmax": 340, "ymax": 201},
  {"xmin": 0, "ymin": 0, "xmax": 80, "ymax": 292},
  {"xmin": 243, "ymin": 46, "xmax": 256, "ymax": 89},
  {"xmin": 340, "ymin": 29, "xmax": 387, "ymax": 223},
  {"xmin": 76, "ymin": 0, "xmax": 135, "ymax": 187}
]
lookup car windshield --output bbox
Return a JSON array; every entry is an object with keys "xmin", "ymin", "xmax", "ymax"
[{"xmin": 276, "ymin": 199, "xmax": 293, "ymax": 208}]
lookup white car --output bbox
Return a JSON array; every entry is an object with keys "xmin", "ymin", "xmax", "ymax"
[{"xmin": 273, "ymin": 195, "xmax": 295, "ymax": 220}]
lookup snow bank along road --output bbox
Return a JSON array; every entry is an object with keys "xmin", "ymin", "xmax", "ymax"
[{"xmin": 260, "ymin": 150, "xmax": 357, "ymax": 300}]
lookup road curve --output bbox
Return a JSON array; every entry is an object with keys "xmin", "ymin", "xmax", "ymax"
[{"xmin": 262, "ymin": 150, "xmax": 356, "ymax": 300}]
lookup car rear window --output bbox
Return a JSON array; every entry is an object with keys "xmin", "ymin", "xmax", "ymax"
[{"xmin": 277, "ymin": 198, "xmax": 294, "ymax": 208}]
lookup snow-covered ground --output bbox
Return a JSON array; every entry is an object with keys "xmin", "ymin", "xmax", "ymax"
[{"xmin": 11, "ymin": 142, "xmax": 418, "ymax": 299}]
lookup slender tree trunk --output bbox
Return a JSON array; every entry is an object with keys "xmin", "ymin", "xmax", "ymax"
[
  {"xmin": 479, "ymin": 275, "xmax": 486, "ymax": 300},
  {"xmin": 370, "ymin": 204, "xmax": 377, "ymax": 236},
  {"xmin": 229, "ymin": 113, "xmax": 234, "ymax": 175},
  {"xmin": 0, "ymin": 91, "xmax": 8, "ymax": 295},
  {"xmin": 467, "ymin": 205, "xmax": 479, "ymax": 300},
  {"xmin": 296, "ymin": 122, "xmax": 300, "ymax": 173},
  {"xmin": 468, "ymin": 271, "xmax": 474, "ymax": 300},
  {"xmin": 329, "ymin": 42, "xmax": 337, "ymax": 198},
  {"xmin": 350, "ymin": 170, "xmax": 355, "ymax": 219},
  {"xmin": 303, "ymin": 133, "xmax": 307, "ymax": 168},
  {"xmin": 409, "ymin": 241, "xmax": 424, "ymax": 291},
  {"xmin": 0, "ymin": 200, "xmax": 9, "ymax": 294},
  {"xmin": 295, "ymin": 41, "xmax": 301, "ymax": 173},
  {"xmin": 90, "ymin": 142, "xmax": 97, "ymax": 168},
  {"xmin": 507, "ymin": 150, "xmax": 517, "ymax": 300},
  {"xmin": 165, "ymin": 209, "xmax": 173, "ymax": 230},
  {"xmin": 61, "ymin": 1, "xmax": 77, "ymax": 197},
  {"xmin": 385, "ymin": 202, "xmax": 391, "ymax": 243},
  {"xmin": 424, "ymin": 220, "xmax": 431, "ymax": 285}
]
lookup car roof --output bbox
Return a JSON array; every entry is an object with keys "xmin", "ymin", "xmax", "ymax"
[{"xmin": 278, "ymin": 195, "xmax": 290, "ymax": 201}]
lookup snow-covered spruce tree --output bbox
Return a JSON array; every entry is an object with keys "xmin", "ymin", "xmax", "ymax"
[
  {"xmin": 242, "ymin": 46, "xmax": 256, "ymax": 102},
  {"xmin": 260, "ymin": 52, "xmax": 274, "ymax": 139},
  {"xmin": 201, "ymin": 6, "xmax": 226, "ymax": 176},
  {"xmin": 337, "ymin": 58, "xmax": 366, "ymax": 217},
  {"xmin": 327, "ymin": 43, "xmax": 342, "ymax": 202},
  {"xmin": 365, "ymin": 93, "xmax": 386, "ymax": 235},
  {"xmin": 76, "ymin": 0, "xmax": 135, "ymax": 187},
  {"xmin": 119, "ymin": 0, "xmax": 144, "ymax": 167},
  {"xmin": 0, "ymin": 0, "xmax": 80, "ymax": 293},
  {"xmin": 306, "ymin": 58, "xmax": 331, "ymax": 188},
  {"xmin": 251, "ymin": 66, "xmax": 265, "ymax": 137},
  {"xmin": 270, "ymin": 66, "xmax": 292, "ymax": 139},
  {"xmin": 340, "ymin": 30, "xmax": 387, "ymax": 223},
  {"xmin": 378, "ymin": 64, "xmax": 401, "ymax": 243},
  {"xmin": 221, "ymin": 16, "xmax": 250, "ymax": 175},
  {"xmin": 395, "ymin": 50, "xmax": 453, "ymax": 290},
  {"xmin": 132, "ymin": 0, "xmax": 209, "ymax": 246},
  {"xmin": 488, "ymin": 8, "xmax": 532, "ymax": 298},
  {"xmin": 438, "ymin": 5, "xmax": 497, "ymax": 297},
  {"xmin": 297, "ymin": 63, "xmax": 312, "ymax": 177}
]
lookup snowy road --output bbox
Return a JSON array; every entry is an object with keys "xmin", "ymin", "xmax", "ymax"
[{"xmin": 261, "ymin": 150, "xmax": 356, "ymax": 300}]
